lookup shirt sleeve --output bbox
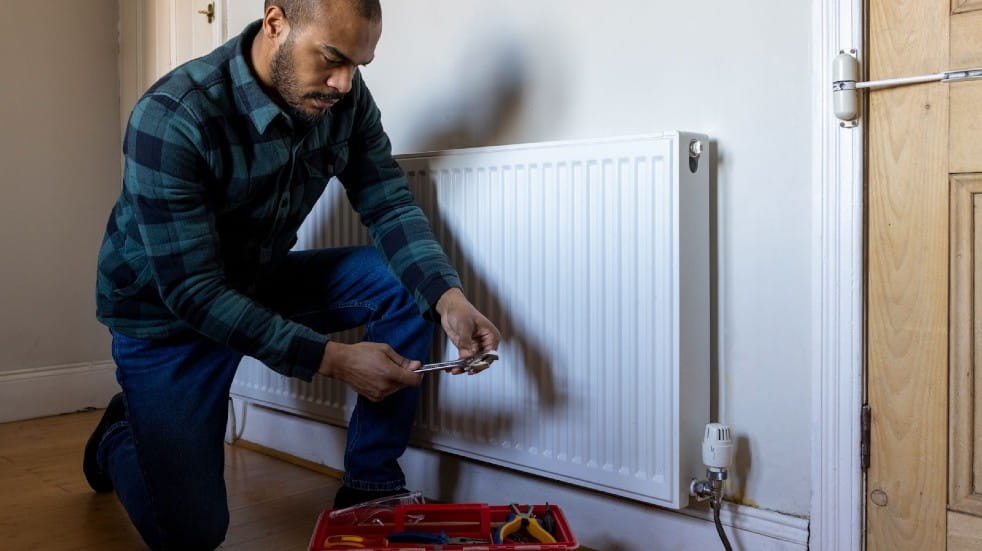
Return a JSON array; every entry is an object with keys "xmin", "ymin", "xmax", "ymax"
[
  {"xmin": 338, "ymin": 72, "xmax": 462, "ymax": 318},
  {"xmin": 123, "ymin": 92, "xmax": 326, "ymax": 381}
]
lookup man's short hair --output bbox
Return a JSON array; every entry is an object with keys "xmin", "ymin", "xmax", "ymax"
[{"xmin": 264, "ymin": 0, "xmax": 382, "ymax": 27}]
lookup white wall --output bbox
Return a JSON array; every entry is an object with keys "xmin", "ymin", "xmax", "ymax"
[
  {"xmin": 0, "ymin": 1, "xmax": 122, "ymax": 419},
  {"xmin": 225, "ymin": 0, "xmax": 260, "ymax": 39},
  {"xmin": 359, "ymin": 1, "xmax": 814, "ymax": 518}
]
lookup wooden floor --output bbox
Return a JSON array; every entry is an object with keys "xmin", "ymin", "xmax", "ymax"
[{"xmin": 0, "ymin": 410, "xmax": 342, "ymax": 550}]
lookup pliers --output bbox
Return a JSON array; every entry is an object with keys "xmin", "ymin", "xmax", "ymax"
[
  {"xmin": 493, "ymin": 504, "xmax": 557, "ymax": 544},
  {"xmin": 415, "ymin": 349, "xmax": 499, "ymax": 374}
]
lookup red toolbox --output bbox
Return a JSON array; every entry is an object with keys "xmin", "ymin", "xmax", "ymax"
[{"xmin": 309, "ymin": 503, "xmax": 579, "ymax": 550}]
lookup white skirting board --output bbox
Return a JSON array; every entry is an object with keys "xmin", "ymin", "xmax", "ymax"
[
  {"xmin": 0, "ymin": 361, "xmax": 120, "ymax": 423},
  {"xmin": 229, "ymin": 399, "xmax": 809, "ymax": 551}
]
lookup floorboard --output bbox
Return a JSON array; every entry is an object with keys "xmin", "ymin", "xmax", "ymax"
[
  {"xmin": 1, "ymin": 410, "xmax": 595, "ymax": 550},
  {"xmin": 0, "ymin": 410, "xmax": 340, "ymax": 550}
]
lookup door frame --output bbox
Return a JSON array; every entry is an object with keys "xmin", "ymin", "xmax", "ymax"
[{"xmin": 811, "ymin": 0, "xmax": 866, "ymax": 548}]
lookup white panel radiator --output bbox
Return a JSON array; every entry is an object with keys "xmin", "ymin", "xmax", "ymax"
[{"xmin": 231, "ymin": 132, "xmax": 710, "ymax": 509}]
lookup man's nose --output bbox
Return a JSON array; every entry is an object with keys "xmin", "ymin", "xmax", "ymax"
[{"xmin": 327, "ymin": 65, "xmax": 355, "ymax": 95}]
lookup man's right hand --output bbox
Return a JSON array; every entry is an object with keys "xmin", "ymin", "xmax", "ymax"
[{"xmin": 317, "ymin": 341, "xmax": 423, "ymax": 402}]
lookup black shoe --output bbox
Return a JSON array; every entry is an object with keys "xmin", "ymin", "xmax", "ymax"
[
  {"xmin": 333, "ymin": 486, "xmax": 411, "ymax": 509},
  {"xmin": 83, "ymin": 392, "xmax": 126, "ymax": 493}
]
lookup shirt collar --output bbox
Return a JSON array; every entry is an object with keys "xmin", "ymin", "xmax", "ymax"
[{"xmin": 230, "ymin": 20, "xmax": 287, "ymax": 135}]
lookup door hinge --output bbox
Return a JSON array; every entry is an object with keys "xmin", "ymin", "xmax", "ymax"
[{"xmin": 861, "ymin": 404, "xmax": 871, "ymax": 471}]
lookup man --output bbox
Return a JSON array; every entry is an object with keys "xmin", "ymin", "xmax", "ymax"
[{"xmin": 84, "ymin": 0, "xmax": 500, "ymax": 548}]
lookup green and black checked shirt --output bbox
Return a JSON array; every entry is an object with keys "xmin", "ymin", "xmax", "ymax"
[{"xmin": 96, "ymin": 21, "xmax": 461, "ymax": 381}]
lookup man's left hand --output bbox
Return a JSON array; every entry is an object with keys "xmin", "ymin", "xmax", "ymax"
[{"xmin": 435, "ymin": 288, "xmax": 501, "ymax": 375}]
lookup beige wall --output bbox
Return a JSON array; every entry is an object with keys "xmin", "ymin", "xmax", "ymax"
[{"xmin": 0, "ymin": 1, "xmax": 121, "ymax": 372}]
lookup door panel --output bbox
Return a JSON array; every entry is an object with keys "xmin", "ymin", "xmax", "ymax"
[
  {"xmin": 953, "ymin": 0, "xmax": 982, "ymax": 14},
  {"xmin": 949, "ymin": 176, "xmax": 982, "ymax": 516},
  {"xmin": 950, "ymin": 83, "xmax": 982, "ymax": 173},
  {"xmin": 949, "ymin": 9, "xmax": 982, "ymax": 173},
  {"xmin": 950, "ymin": 10, "xmax": 982, "ymax": 67}
]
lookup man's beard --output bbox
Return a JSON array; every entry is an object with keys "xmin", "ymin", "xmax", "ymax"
[{"xmin": 270, "ymin": 37, "xmax": 344, "ymax": 126}]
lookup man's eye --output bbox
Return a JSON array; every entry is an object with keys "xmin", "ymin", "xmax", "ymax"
[{"xmin": 324, "ymin": 57, "xmax": 343, "ymax": 67}]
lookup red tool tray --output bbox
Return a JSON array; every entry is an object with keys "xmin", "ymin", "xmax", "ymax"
[{"xmin": 308, "ymin": 503, "xmax": 579, "ymax": 550}]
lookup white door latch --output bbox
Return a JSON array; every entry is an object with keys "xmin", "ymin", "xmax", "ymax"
[{"xmin": 832, "ymin": 50, "xmax": 982, "ymax": 126}]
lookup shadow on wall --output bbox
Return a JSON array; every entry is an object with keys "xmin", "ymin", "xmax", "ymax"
[
  {"xmin": 708, "ymin": 140, "xmax": 721, "ymax": 423},
  {"xmin": 407, "ymin": 39, "xmax": 529, "ymax": 152},
  {"xmin": 414, "ymin": 38, "xmax": 572, "ymax": 457},
  {"xmin": 707, "ymin": 141, "xmax": 738, "ymax": 504},
  {"xmin": 379, "ymin": 30, "xmax": 577, "ymax": 499},
  {"xmin": 322, "ymin": 34, "xmax": 571, "ymax": 441}
]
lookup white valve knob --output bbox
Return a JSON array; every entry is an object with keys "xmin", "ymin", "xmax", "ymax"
[{"xmin": 702, "ymin": 423, "xmax": 734, "ymax": 470}]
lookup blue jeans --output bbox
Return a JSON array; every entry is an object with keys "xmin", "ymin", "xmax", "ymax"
[{"xmin": 98, "ymin": 247, "xmax": 433, "ymax": 550}]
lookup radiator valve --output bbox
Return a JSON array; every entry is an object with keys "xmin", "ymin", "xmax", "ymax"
[
  {"xmin": 689, "ymin": 423, "xmax": 733, "ymax": 502},
  {"xmin": 690, "ymin": 423, "xmax": 735, "ymax": 550}
]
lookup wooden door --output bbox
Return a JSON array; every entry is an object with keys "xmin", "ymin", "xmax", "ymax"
[{"xmin": 867, "ymin": 0, "xmax": 982, "ymax": 549}]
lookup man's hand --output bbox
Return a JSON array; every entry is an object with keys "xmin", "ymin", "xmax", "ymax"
[
  {"xmin": 435, "ymin": 288, "xmax": 502, "ymax": 375},
  {"xmin": 318, "ymin": 341, "xmax": 422, "ymax": 401}
]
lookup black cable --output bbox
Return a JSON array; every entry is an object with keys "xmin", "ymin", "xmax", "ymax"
[{"xmin": 712, "ymin": 499, "xmax": 734, "ymax": 551}]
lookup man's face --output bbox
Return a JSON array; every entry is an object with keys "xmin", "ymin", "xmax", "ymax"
[{"xmin": 269, "ymin": 2, "xmax": 381, "ymax": 125}]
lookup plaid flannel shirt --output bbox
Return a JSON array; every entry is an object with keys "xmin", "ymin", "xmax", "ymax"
[{"xmin": 96, "ymin": 21, "xmax": 461, "ymax": 381}]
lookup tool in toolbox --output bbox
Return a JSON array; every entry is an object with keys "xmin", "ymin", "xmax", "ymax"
[
  {"xmin": 415, "ymin": 349, "xmax": 499, "ymax": 374},
  {"xmin": 494, "ymin": 504, "xmax": 557, "ymax": 544},
  {"xmin": 387, "ymin": 531, "xmax": 489, "ymax": 544},
  {"xmin": 323, "ymin": 534, "xmax": 387, "ymax": 548},
  {"xmin": 540, "ymin": 503, "xmax": 556, "ymax": 536}
]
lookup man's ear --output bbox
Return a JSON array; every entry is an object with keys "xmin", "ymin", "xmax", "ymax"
[{"xmin": 261, "ymin": 5, "xmax": 290, "ymax": 42}]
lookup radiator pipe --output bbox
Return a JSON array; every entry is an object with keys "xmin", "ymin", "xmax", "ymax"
[
  {"xmin": 711, "ymin": 496, "xmax": 733, "ymax": 551},
  {"xmin": 692, "ymin": 471, "xmax": 732, "ymax": 551}
]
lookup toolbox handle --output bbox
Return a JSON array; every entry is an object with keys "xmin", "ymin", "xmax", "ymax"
[{"xmin": 394, "ymin": 503, "xmax": 491, "ymax": 534}]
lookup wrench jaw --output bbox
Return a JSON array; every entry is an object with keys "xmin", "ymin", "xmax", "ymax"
[{"xmin": 461, "ymin": 349, "xmax": 499, "ymax": 374}]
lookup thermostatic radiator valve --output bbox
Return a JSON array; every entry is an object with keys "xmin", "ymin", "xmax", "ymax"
[
  {"xmin": 690, "ymin": 423, "xmax": 735, "ymax": 551},
  {"xmin": 690, "ymin": 423, "xmax": 733, "ymax": 501}
]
